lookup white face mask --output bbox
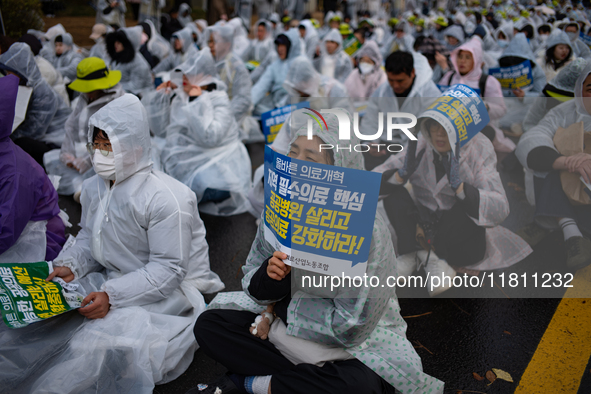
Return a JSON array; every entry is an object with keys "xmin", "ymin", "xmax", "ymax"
[
  {"xmin": 539, "ymin": 34, "xmax": 549, "ymax": 42},
  {"xmin": 497, "ymin": 39, "xmax": 509, "ymax": 48},
  {"xmin": 566, "ymin": 31, "xmax": 578, "ymax": 42},
  {"xmin": 93, "ymin": 150, "xmax": 116, "ymax": 181},
  {"xmin": 359, "ymin": 62, "xmax": 374, "ymax": 75}
]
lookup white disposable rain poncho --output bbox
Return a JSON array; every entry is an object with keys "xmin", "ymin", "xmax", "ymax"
[
  {"xmin": 178, "ymin": 3, "xmax": 193, "ymax": 27},
  {"xmin": 251, "ymin": 28, "xmax": 303, "ymax": 113},
  {"xmin": 344, "ymin": 40, "xmax": 387, "ymax": 99},
  {"xmin": 96, "ymin": 0, "xmax": 127, "ymax": 28},
  {"xmin": 45, "ymin": 85, "xmax": 126, "ymax": 195},
  {"xmin": 487, "ymin": 22, "xmax": 514, "ymax": 61},
  {"xmin": 152, "ymin": 26, "xmax": 198, "ymax": 74},
  {"xmin": 227, "ymin": 17, "xmax": 252, "ymax": 62},
  {"xmin": 0, "ymin": 43, "xmax": 71, "ymax": 146},
  {"xmin": 214, "ymin": 109, "xmax": 445, "ymax": 394},
  {"xmin": 206, "ymin": 25, "xmax": 254, "ymax": 129},
  {"xmin": 107, "ymin": 26, "xmax": 153, "ymax": 95},
  {"xmin": 51, "ymin": 33, "xmax": 83, "ymax": 82},
  {"xmin": 517, "ymin": 61, "xmax": 591, "ymax": 179},
  {"xmin": 497, "ymin": 32, "xmax": 548, "ymax": 130},
  {"xmin": 246, "ymin": 20, "xmax": 278, "ymax": 84},
  {"xmin": 283, "ymin": 56, "xmax": 352, "ymax": 112},
  {"xmin": 564, "ymin": 22, "xmax": 591, "ymax": 60},
  {"xmin": 361, "ymin": 51, "xmax": 441, "ymax": 145},
  {"xmin": 313, "ymin": 28, "xmax": 353, "ymax": 83},
  {"xmin": 35, "ymin": 55, "xmax": 70, "ymax": 105},
  {"xmin": 299, "ymin": 20, "xmax": 320, "ymax": 59},
  {"xmin": 374, "ymin": 120, "xmax": 532, "ymax": 271},
  {"xmin": 39, "ymin": 24, "xmax": 67, "ymax": 64},
  {"xmin": 268, "ymin": 13, "xmax": 284, "ymax": 38},
  {"xmin": 381, "ymin": 21, "xmax": 416, "ymax": 58},
  {"xmin": 536, "ymin": 29, "xmax": 575, "ymax": 82},
  {"xmin": 145, "ymin": 19, "xmax": 172, "ymax": 62},
  {"xmin": 523, "ymin": 57, "xmax": 588, "ymax": 132},
  {"xmin": 514, "ymin": 18, "xmax": 539, "ymax": 53},
  {"xmin": 443, "ymin": 24, "xmax": 465, "ymax": 51},
  {"xmin": 89, "ymin": 36, "xmax": 109, "ymax": 62},
  {"xmin": 144, "ymin": 49, "xmax": 253, "ymax": 216},
  {"xmin": 0, "ymin": 94, "xmax": 224, "ymax": 394}
]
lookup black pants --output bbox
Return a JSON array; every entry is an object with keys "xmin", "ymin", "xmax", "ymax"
[
  {"xmin": 194, "ymin": 309, "xmax": 397, "ymax": 394},
  {"xmin": 383, "ymin": 186, "xmax": 486, "ymax": 267}
]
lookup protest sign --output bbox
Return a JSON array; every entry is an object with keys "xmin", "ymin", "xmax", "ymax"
[
  {"xmin": 437, "ymin": 84, "xmax": 480, "ymax": 95},
  {"xmin": 261, "ymin": 101, "xmax": 309, "ymax": 144},
  {"xmin": 263, "ymin": 145, "xmax": 381, "ymax": 277},
  {"xmin": 580, "ymin": 32, "xmax": 591, "ymax": 48},
  {"xmin": 0, "ymin": 262, "xmax": 83, "ymax": 328},
  {"xmin": 343, "ymin": 34, "xmax": 362, "ymax": 56},
  {"xmin": 420, "ymin": 84, "xmax": 490, "ymax": 154},
  {"xmin": 489, "ymin": 60, "xmax": 533, "ymax": 90}
]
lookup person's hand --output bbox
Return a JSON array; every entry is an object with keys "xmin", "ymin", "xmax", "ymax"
[
  {"xmin": 156, "ymin": 80, "xmax": 177, "ymax": 91},
  {"xmin": 442, "ymin": 141, "xmax": 463, "ymax": 191},
  {"xmin": 184, "ymin": 83, "xmax": 202, "ymax": 97},
  {"xmin": 565, "ymin": 153, "xmax": 591, "ymax": 173},
  {"xmin": 435, "ymin": 51, "xmax": 448, "ymax": 70},
  {"xmin": 220, "ymin": 14, "xmax": 228, "ymax": 21},
  {"xmin": 72, "ymin": 157, "xmax": 91, "ymax": 174},
  {"xmin": 61, "ymin": 153, "xmax": 76, "ymax": 167},
  {"xmin": 249, "ymin": 313, "xmax": 272, "ymax": 340},
  {"xmin": 570, "ymin": 155, "xmax": 591, "ymax": 184},
  {"xmin": 46, "ymin": 266, "xmax": 75, "ymax": 283},
  {"xmin": 512, "ymin": 87, "xmax": 525, "ymax": 98},
  {"xmin": 267, "ymin": 251, "xmax": 291, "ymax": 280},
  {"xmin": 397, "ymin": 140, "xmax": 425, "ymax": 181},
  {"xmin": 79, "ymin": 292, "xmax": 110, "ymax": 319}
]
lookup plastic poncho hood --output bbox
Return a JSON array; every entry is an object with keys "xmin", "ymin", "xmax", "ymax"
[
  {"xmin": 88, "ymin": 94, "xmax": 152, "ymax": 184},
  {"xmin": 176, "ymin": 48, "xmax": 220, "ymax": 87},
  {"xmin": 172, "ymin": 26, "xmax": 195, "ymax": 54},
  {"xmin": 575, "ymin": 61, "xmax": 591, "ymax": 116},
  {"xmin": 204, "ymin": 25, "xmax": 234, "ymax": 62},
  {"xmin": 451, "ymin": 36, "xmax": 484, "ymax": 80},
  {"xmin": 356, "ymin": 40, "xmax": 383, "ymax": 73},
  {"xmin": 121, "ymin": 26, "xmax": 143, "ymax": 52},
  {"xmin": 549, "ymin": 57, "xmax": 588, "ymax": 93},
  {"xmin": 501, "ymin": 32, "xmax": 537, "ymax": 63},
  {"xmin": 283, "ymin": 57, "xmax": 321, "ymax": 96},
  {"xmin": 0, "ymin": 43, "xmax": 43, "ymax": 88},
  {"xmin": 545, "ymin": 29, "xmax": 573, "ymax": 53}
]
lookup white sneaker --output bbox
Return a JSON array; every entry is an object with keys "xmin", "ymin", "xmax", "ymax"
[{"xmin": 423, "ymin": 255, "xmax": 456, "ymax": 297}]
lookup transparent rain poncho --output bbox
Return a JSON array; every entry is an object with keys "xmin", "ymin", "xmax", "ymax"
[
  {"xmin": 0, "ymin": 94, "xmax": 225, "ymax": 393},
  {"xmin": 313, "ymin": 28, "xmax": 353, "ymax": 83},
  {"xmin": 0, "ymin": 43, "xmax": 71, "ymax": 146},
  {"xmin": 144, "ymin": 49, "xmax": 253, "ymax": 216},
  {"xmin": 107, "ymin": 26, "xmax": 153, "ymax": 95},
  {"xmin": 214, "ymin": 109, "xmax": 445, "ymax": 393},
  {"xmin": 51, "ymin": 33, "xmax": 83, "ymax": 82},
  {"xmin": 152, "ymin": 26, "xmax": 198, "ymax": 74}
]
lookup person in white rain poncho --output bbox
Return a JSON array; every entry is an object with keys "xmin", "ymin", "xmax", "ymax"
[
  {"xmin": 515, "ymin": 60, "xmax": 591, "ymax": 270},
  {"xmin": 0, "ymin": 93, "xmax": 224, "ymax": 394},
  {"xmin": 96, "ymin": 0, "xmax": 127, "ymax": 28},
  {"xmin": 51, "ymin": 33, "xmax": 84, "ymax": 82},
  {"xmin": 153, "ymin": 26, "xmax": 198, "ymax": 74},
  {"xmin": 0, "ymin": 43, "xmax": 71, "ymax": 157},
  {"xmin": 251, "ymin": 28, "xmax": 303, "ymax": 115},
  {"xmin": 443, "ymin": 24, "xmax": 465, "ymax": 52},
  {"xmin": 314, "ymin": 28, "xmax": 353, "ymax": 83},
  {"xmin": 206, "ymin": 25, "xmax": 253, "ymax": 131},
  {"xmin": 227, "ymin": 17, "xmax": 252, "ymax": 62},
  {"xmin": 374, "ymin": 103, "xmax": 532, "ymax": 290},
  {"xmin": 381, "ymin": 20, "xmax": 416, "ymax": 58},
  {"xmin": 344, "ymin": 40, "xmax": 387, "ymax": 99},
  {"xmin": 564, "ymin": 22, "xmax": 591, "ymax": 60},
  {"xmin": 139, "ymin": 19, "xmax": 172, "ymax": 68},
  {"xmin": 105, "ymin": 26, "xmax": 153, "ymax": 95},
  {"xmin": 299, "ymin": 20, "xmax": 320, "ymax": 60},
  {"xmin": 178, "ymin": 3, "xmax": 194, "ymax": 27},
  {"xmin": 142, "ymin": 49, "xmax": 252, "ymax": 216},
  {"xmin": 245, "ymin": 20, "xmax": 278, "ymax": 84},
  {"xmin": 536, "ymin": 30, "xmax": 575, "ymax": 82},
  {"xmin": 191, "ymin": 110, "xmax": 445, "ymax": 394},
  {"xmin": 44, "ymin": 57, "xmax": 125, "ymax": 197}
]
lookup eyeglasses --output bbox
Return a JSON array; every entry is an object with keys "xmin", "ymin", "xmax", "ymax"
[{"xmin": 87, "ymin": 142, "xmax": 113, "ymax": 156}]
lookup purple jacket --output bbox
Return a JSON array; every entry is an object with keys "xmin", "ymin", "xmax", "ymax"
[{"xmin": 0, "ymin": 74, "xmax": 65, "ymax": 260}]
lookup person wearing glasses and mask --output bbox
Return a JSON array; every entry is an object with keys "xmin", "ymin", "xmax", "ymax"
[{"xmin": 3, "ymin": 93, "xmax": 226, "ymax": 393}]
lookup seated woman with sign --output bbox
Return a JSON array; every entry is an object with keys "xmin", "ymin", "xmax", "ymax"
[
  {"xmin": 375, "ymin": 89, "xmax": 532, "ymax": 295},
  {"xmin": 516, "ymin": 61, "xmax": 591, "ymax": 270},
  {"xmin": 0, "ymin": 93, "xmax": 225, "ymax": 393},
  {"xmin": 439, "ymin": 36, "xmax": 512, "ymax": 152},
  {"xmin": 495, "ymin": 33, "xmax": 548, "ymax": 135},
  {"xmin": 189, "ymin": 111, "xmax": 444, "ymax": 394},
  {"xmin": 142, "ymin": 49, "xmax": 252, "ymax": 216}
]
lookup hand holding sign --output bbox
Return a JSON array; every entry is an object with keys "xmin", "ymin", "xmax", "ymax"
[
  {"xmin": 267, "ymin": 251, "xmax": 291, "ymax": 280},
  {"xmin": 442, "ymin": 141, "xmax": 462, "ymax": 191}
]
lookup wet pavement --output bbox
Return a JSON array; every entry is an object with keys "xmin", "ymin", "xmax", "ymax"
[{"xmin": 57, "ymin": 142, "xmax": 591, "ymax": 394}]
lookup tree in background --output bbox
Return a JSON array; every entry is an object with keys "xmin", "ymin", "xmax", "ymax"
[{"xmin": 1, "ymin": 0, "xmax": 44, "ymax": 38}]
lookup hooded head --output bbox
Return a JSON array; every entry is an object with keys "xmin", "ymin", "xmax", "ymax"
[
  {"xmin": 275, "ymin": 28, "xmax": 302, "ymax": 61},
  {"xmin": 179, "ymin": 3, "xmax": 192, "ymax": 18},
  {"xmin": 500, "ymin": 32, "xmax": 537, "ymax": 66},
  {"xmin": 177, "ymin": 47, "xmax": 219, "ymax": 87},
  {"xmin": 545, "ymin": 30, "xmax": 573, "ymax": 67},
  {"xmin": 321, "ymin": 29, "xmax": 343, "ymax": 56},
  {"xmin": 283, "ymin": 57, "xmax": 321, "ymax": 97},
  {"xmin": 444, "ymin": 25, "xmax": 465, "ymax": 50},
  {"xmin": 0, "ymin": 43, "xmax": 44, "ymax": 88},
  {"xmin": 289, "ymin": 108, "xmax": 364, "ymax": 170},
  {"xmin": 88, "ymin": 94, "xmax": 152, "ymax": 183},
  {"xmin": 172, "ymin": 26, "xmax": 196, "ymax": 54},
  {"xmin": 451, "ymin": 36, "xmax": 484, "ymax": 80},
  {"xmin": 205, "ymin": 25, "xmax": 233, "ymax": 62},
  {"xmin": 106, "ymin": 27, "xmax": 142, "ymax": 64},
  {"xmin": 355, "ymin": 40, "xmax": 383, "ymax": 73},
  {"xmin": 574, "ymin": 60, "xmax": 591, "ymax": 116},
  {"xmin": 494, "ymin": 22, "xmax": 514, "ymax": 48},
  {"xmin": 44, "ymin": 24, "xmax": 66, "ymax": 42},
  {"xmin": 0, "ymin": 74, "xmax": 19, "ymax": 140},
  {"xmin": 254, "ymin": 19, "xmax": 273, "ymax": 42},
  {"xmin": 299, "ymin": 20, "xmax": 319, "ymax": 40},
  {"xmin": 564, "ymin": 22, "xmax": 581, "ymax": 42}
]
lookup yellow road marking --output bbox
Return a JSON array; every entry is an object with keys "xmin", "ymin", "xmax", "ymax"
[{"xmin": 515, "ymin": 265, "xmax": 591, "ymax": 393}]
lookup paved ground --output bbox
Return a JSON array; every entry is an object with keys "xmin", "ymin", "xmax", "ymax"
[{"xmin": 57, "ymin": 141, "xmax": 591, "ymax": 394}]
